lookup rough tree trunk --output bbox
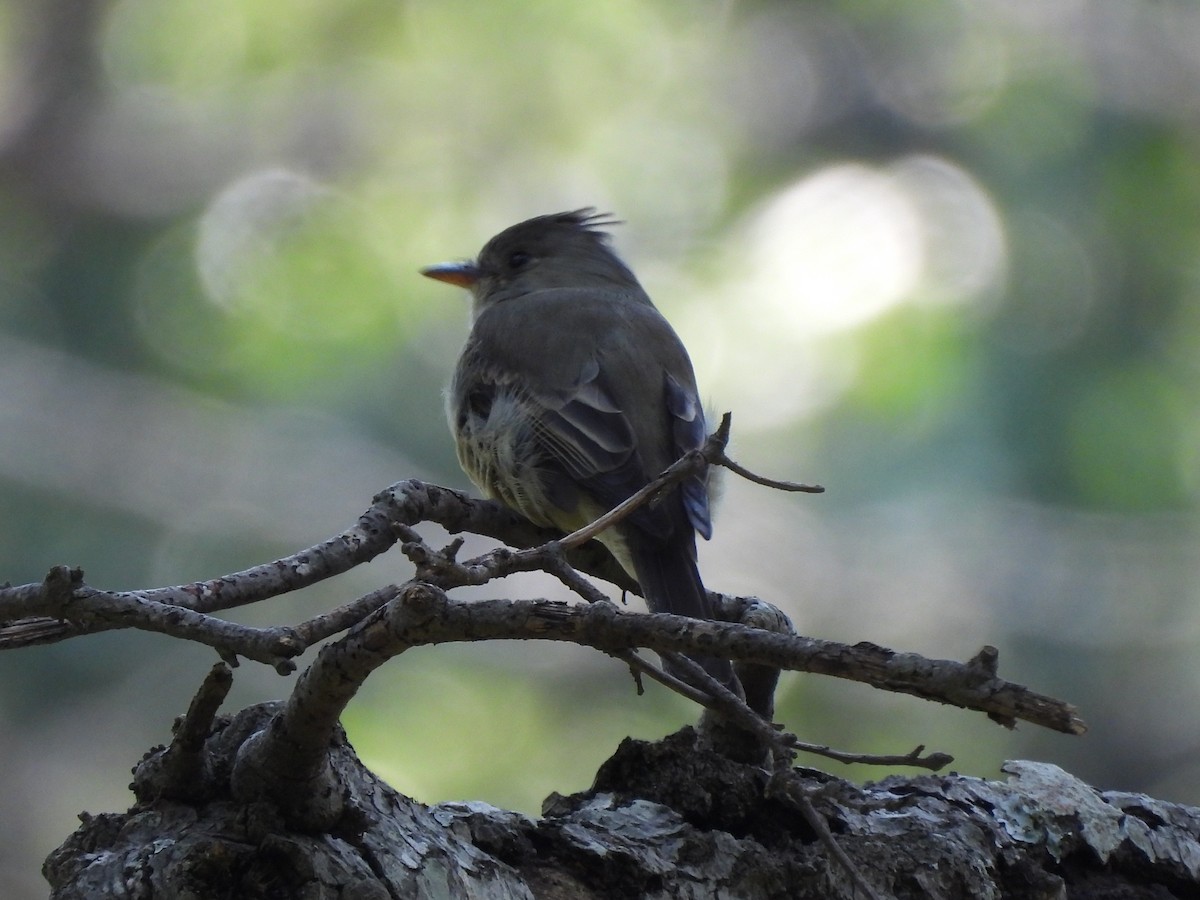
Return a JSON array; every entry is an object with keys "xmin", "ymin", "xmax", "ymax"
[{"xmin": 43, "ymin": 702, "xmax": 1200, "ymax": 899}]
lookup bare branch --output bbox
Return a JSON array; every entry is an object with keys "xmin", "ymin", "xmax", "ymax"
[
  {"xmin": 706, "ymin": 412, "xmax": 825, "ymax": 493},
  {"xmin": 716, "ymin": 451, "xmax": 826, "ymax": 494},
  {"xmin": 290, "ymin": 584, "xmax": 402, "ymax": 647},
  {"xmin": 312, "ymin": 589, "xmax": 1082, "ymax": 735},
  {"xmin": 396, "ymin": 522, "xmax": 612, "ymax": 605},
  {"xmin": 237, "ymin": 583, "xmax": 1063, "ymax": 818},
  {"xmin": 0, "ymin": 496, "xmax": 405, "ymax": 647},
  {"xmin": 136, "ymin": 662, "xmax": 235, "ymax": 803},
  {"xmin": 555, "ymin": 411, "xmax": 823, "ymax": 555},
  {"xmin": 0, "ymin": 480, "xmax": 634, "ymax": 650},
  {"xmin": 0, "ymin": 567, "xmax": 303, "ymax": 670},
  {"xmin": 0, "ymin": 420, "xmax": 1084, "ymax": 814},
  {"xmin": 788, "ymin": 741, "xmax": 954, "ymax": 770},
  {"xmin": 0, "ymin": 412, "xmax": 829, "ymax": 654},
  {"xmin": 771, "ymin": 769, "xmax": 890, "ymax": 900},
  {"xmin": 669, "ymin": 652, "xmax": 952, "ymax": 772}
]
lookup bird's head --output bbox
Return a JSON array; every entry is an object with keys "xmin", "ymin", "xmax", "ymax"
[{"xmin": 422, "ymin": 209, "xmax": 642, "ymax": 315}]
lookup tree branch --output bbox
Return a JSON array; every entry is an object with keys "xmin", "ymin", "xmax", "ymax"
[
  {"xmin": 0, "ymin": 481, "xmax": 633, "ymax": 649},
  {"xmin": 1, "ymin": 416, "xmax": 1085, "ymax": 835}
]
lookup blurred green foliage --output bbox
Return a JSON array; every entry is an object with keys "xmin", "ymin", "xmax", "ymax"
[{"xmin": 3, "ymin": 0, "xmax": 1200, "ymax": 894}]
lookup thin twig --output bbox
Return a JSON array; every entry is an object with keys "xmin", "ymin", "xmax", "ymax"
[
  {"xmin": 557, "ymin": 465, "xmax": 699, "ymax": 550},
  {"xmin": 333, "ymin": 592, "xmax": 1083, "ymax": 736},
  {"xmin": 705, "ymin": 412, "xmax": 825, "ymax": 494},
  {"xmin": 556, "ymin": 411, "xmax": 824, "ymax": 553},
  {"xmin": 716, "ymin": 453, "xmax": 825, "ymax": 494},
  {"xmin": 773, "ymin": 769, "xmax": 890, "ymax": 900},
  {"xmin": 290, "ymin": 585, "xmax": 402, "ymax": 647},
  {"xmin": 397, "ymin": 522, "xmax": 613, "ymax": 605},
  {"xmin": 612, "ymin": 649, "xmax": 716, "ymax": 707},
  {"xmin": 662, "ymin": 653, "xmax": 951, "ymax": 771},
  {"xmin": 788, "ymin": 740, "xmax": 953, "ymax": 771}
]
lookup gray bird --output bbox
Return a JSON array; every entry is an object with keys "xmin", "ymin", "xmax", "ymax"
[{"xmin": 423, "ymin": 209, "xmax": 733, "ymax": 687}]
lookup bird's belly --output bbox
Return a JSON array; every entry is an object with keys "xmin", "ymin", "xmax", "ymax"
[
  {"xmin": 455, "ymin": 393, "xmax": 561, "ymax": 530},
  {"xmin": 454, "ymin": 391, "xmax": 638, "ymax": 578}
]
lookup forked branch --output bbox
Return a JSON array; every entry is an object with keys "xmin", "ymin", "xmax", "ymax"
[{"xmin": 0, "ymin": 412, "xmax": 1085, "ymax": 819}]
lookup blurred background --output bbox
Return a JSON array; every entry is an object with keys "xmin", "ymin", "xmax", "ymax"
[{"xmin": 3, "ymin": 0, "xmax": 1200, "ymax": 893}]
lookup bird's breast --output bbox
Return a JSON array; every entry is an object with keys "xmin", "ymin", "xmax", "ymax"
[{"xmin": 451, "ymin": 386, "xmax": 560, "ymax": 529}]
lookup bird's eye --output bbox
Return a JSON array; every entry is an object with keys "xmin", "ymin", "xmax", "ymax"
[{"xmin": 507, "ymin": 250, "xmax": 533, "ymax": 270}]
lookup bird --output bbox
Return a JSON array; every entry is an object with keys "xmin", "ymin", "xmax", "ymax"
[{"xmin": 422, "ymin": 209, "xmax": 734, "ymax": 689}]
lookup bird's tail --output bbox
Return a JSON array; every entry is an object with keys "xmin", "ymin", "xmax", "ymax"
[{"xmin": 630, "ymin": 541, "xmax": 736, "ymax": 689}]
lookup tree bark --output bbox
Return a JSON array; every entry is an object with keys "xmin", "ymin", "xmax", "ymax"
[
  {"xmin": 0, "ymin": 473, "xmax": 1149, "ymax": 898},
  {"xmin": 43, "ymin": 702, "xmax": 1200, "ymax": 899}
]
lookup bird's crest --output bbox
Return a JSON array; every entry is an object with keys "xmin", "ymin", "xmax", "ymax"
[{"xmin": 551, "ymin": 208, "xmax": 624, "ymax": 240}]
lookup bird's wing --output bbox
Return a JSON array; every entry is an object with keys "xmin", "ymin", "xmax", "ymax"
[
  {"xmin": 665, "ymin": 372, "xmax": 712, "ymax": 541},
  {"xmin": 530, "ymin": 356, "xmax": 677, "ymax": 541},
  {"xmin": 532, "ymin": 357, "xmax": 631, "ymax": 479},
  {"xmin": 466, "ymin": 289, "xmax": 710, "ymax": 543},
  {"xmin": 530, "ymin": 360, "xmax": 713, "ymax": 543}
]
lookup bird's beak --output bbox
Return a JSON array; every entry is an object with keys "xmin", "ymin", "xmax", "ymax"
[{"xmin": 421, "ymin": 261, "xmax": 481, "ymax": 288}]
